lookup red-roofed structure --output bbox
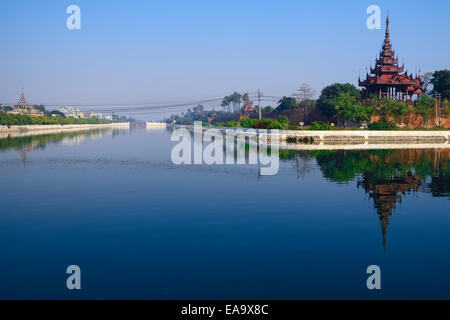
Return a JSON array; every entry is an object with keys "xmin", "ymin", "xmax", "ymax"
[
  {"xmin": 242, "ymin": 94, "xmax": 255, "ymax": 113},
  {"xmin": 359, "ymin": 16, "xmax": 424, "ymax": 101}
]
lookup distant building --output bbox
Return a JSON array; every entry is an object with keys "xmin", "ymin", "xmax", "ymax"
[
  {"xmin": 242, "ymin": 96, "xmax": 255, "ymax": 113},
  {"xmin": 146, "ymin": 122, "xmax": 167, "ymax": 128},
  {"xmin": 59, "ymin": 106, "xmax": 85, "ymax": 118},
  {"xmin": 241, "ymin": 95, "xmax": 255, "ymax": 119},
  {"xmin": 9, "ymin": 88, "xmax": 44, "ymax": 116},
  {"xmin": 88, "ymin": 112, "xmax": 103, "ymax": 119},
  {"xmin": 104, "ymin": 115, "xmax": 113, "ymax": 121},
  {"xmin": 207, "ymin": 108, "xmax": 217, "ymax": 123}
]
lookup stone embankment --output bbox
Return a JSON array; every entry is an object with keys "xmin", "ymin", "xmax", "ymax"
[
  {"xmin": 0, "ymin": 123, "xmax": 130, "ymax": 138},
  {"xmin": 276, "ymin": 130, "xmax": 449, "ymax": 143},
  {"xmin": 178, "ymin": 125, "xmax": 450, "ymax": 143}
]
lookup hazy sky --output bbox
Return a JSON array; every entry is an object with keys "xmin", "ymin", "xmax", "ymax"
[{"xmin": 0, "ymin": 0, "xmax": 449, "ymax": 119}]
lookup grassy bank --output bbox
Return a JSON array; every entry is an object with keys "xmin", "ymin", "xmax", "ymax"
[
  {"xmin": 213, "ymin": 118, "xmax": 449, "ymax": 131},
  {"xmin": 215, "ymin": 118, "xmax": 290, "ymax": 130}
]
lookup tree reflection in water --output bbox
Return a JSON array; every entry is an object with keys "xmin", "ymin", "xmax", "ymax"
[
  {"xmin": 0, "ymin": 129, "xmax": 126, "ymax": 165},
  {"xmin": 282, "ymin": 148, "xmax": 450, "ymax": 248}
]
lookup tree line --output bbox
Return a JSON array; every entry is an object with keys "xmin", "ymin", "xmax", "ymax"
[
  {"xmin": 0, "ymin": 113, "xmax": 113, "ymax": 126},
  {"xmin": 164, "ymin": 69, "xmax": 450, "ymax": 129},
  {"xmin": 280, "ymin": 70, "xmax": 450, "ymax": 128}
]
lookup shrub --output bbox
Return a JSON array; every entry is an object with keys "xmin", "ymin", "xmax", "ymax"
[
  {"xmin": 239, "ymin": 118, "xmax": 258, "ymax": 128},
  {"xmin": 239, "ymin": 118, "xmax": 288, "ymax": 129},
  {"xmin": 216, "ymin": 121, "xmax": 240, "ymax": 128},
  {"xmin": 216, "ymin": 118, "xmax": 289, "ymax": 130},
  {"xmin": 255, "ymin": 118, "xmax": 289, "ymax": 130},
  {"xmin": 309, "ymin": 121, "xmax": 332, "ymax": 130},
  {"xmin": 368, "ymin": 121, "xmax": 397, "ymax": 130},
  {"xmin": 278, "ymin": 115, "xmax": 289, "ymax": 124}
]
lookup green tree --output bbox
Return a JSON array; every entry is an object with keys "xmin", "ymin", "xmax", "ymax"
[
  {"xmin": 242, "ymin": 93, "xmax": 249, "ymax": 107},
  {"xmin": 49, "ymin": 110, "xmax": 66, "ymax": 118},
  {"xmin": 221, "ymin": 96, "xmax": 231, "ymax": 112},
  {"xmin": 278, "ymin": 115, "xmax": 289, "ymax": 125},
  {"xmin": 331, "ymin": 92, "xmax": 372, "ymax": 127},
  {"xmin": 34, "ymin": 105, "xmax": 46, "ymax": 113},
  {"xmin": 371, "ymin": 97, "xmax": 410, "ymax": 124},
  {"xmin": 230, "ymin": 92, "xmax": 242, "ymax": 113},
  {"xmin": 414, "ymin": 95, "xmax": 436, "ymax": 128},
  {"xmin": 0, "ymin": 113, "xmax": 112, "ymax": 126},
  {"xmin": 442, "ymin": 99, "xmax": 449, "ymax": 116},
  {"xmin": 262, "ymin": 106, "xmax": 274, "ymax": 113},
  {"xmin": 431, "ymin": 70, "xmax": 450, "ymax": 100},
  {"xmin": 317, "ymin": 83, "xmax": 361, "ymax": 119},
  {"xmin": 276, "ymin": 96, "xmax": 298, "ymax": 111},
  {"xmin": 374, "ymin": 97, "xmax": 396, "ymax": 122},
  {"xmin": 392, "ymin": 99, "xmax": 410, "ymax": 123}
]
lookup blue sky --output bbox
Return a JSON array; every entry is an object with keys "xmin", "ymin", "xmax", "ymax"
[{"xmin": 0, "ymin": 0, "xmax": 449, "ymax": 119}]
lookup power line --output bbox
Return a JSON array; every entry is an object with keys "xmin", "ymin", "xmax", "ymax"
[
  {"xmin": 3, "ymin": 93, "xmax": 285, "ymax": 115},
  {"xmin": 258, "ymin": 89, "xmax": 262, "ymax": 120},
  {"xmin": 48, "ymin": 97, "xmax": 224, "ymax": 110},
  {"xmin": 36, "ymin": 94, "xmax": 282, "ymax": 109}
]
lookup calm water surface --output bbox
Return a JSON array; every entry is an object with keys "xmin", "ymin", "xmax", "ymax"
[{"xmin": 0, "ymin": 128, "xmax": 449, "ymax": 299}]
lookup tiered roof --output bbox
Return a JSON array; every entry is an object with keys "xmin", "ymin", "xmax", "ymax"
[
  {"xmin": 242, "ymin": 95, "xmax": 255, "ymax": 112},
  {"xmin": 359, "ymin": 16, "xmax": 424, "ymax": 96},
  {"xmin": 17, "ymin": 88, "xmax": 29, "ymax": 106}
]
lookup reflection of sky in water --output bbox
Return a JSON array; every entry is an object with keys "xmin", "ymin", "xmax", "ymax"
[{"xmin": 0, "ymin": 129, "xmax": 449, "ymax": 299}]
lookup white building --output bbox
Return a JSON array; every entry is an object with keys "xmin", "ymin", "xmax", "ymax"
[
  {"xmin": 59, "ymin": 106, "xmax": 85, "ymax": 118},
  {"xmin": 88, "ymin": 112, "xmax": 103, "ymax": 119}
]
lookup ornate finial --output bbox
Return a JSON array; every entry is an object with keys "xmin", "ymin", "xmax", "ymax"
[{"xmin": 385, "ymin": 13, "xmax": 390, "ymax": 39}]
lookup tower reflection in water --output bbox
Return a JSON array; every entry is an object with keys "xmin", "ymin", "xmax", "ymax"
[{"xmin": 283, "ymin": 148, "xmax": 449, "ymax": 248}]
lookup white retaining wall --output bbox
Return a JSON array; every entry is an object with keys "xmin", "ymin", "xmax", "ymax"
[
  {"xmin": 0, "ymin": 123, "xmax": 130, "ymax": 138},
  {"xmin": 178, "ymin": 125, "xmax": 450, "ymax": 142}
]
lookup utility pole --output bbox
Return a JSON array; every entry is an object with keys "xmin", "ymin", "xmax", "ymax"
[
  {"xmin": 438, "ymin": 93, "xmax": 442, "ymax": 127},
  {"xmin": 434, "ymin": 93, "xmax": 442, "ymax": 127},
  {"xmin": 435, "ymin": 95, "xmax": 438, "ymax": 127},
  {"xmin": 258, "ymin": 89, "xmax": 262, "ymax": 120}
]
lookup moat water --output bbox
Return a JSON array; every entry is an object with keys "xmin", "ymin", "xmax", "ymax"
[{"xmin": 0, "ymin": 128, "xmax": 449, "ymax": 299}]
